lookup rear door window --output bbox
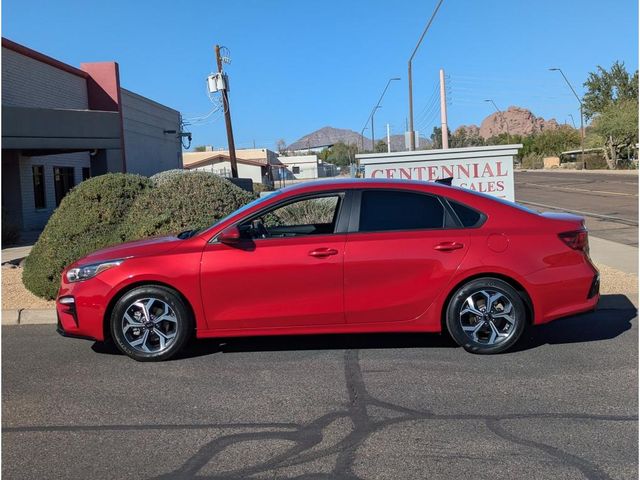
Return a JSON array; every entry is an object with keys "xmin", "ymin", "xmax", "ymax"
[
  {"xmin": 358, "ymin": 190, "xmax": 445, "ymax": 232},
  {"xmin": 449, "ymin": 200, "xmax": 483, "ymax": 227}
]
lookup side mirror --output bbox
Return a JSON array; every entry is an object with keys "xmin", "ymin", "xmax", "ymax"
[{"xmin": 218, "ymin": 225, "xmax": 241, "ymax": 245}]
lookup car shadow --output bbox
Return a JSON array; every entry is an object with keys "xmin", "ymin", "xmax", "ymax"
[
  {"xmin": 509, "ymin": 293, "xmax": 637, "ymax": 353},
  {"xmin": 91, "ymin": 294, "xmax": 636, "ymax": 359}
]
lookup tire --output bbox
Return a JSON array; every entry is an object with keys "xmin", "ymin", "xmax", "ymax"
[
  {"xmin": 110, "ymin": 285, "xmax": 193, "ymax": 361},
  {"xmin": 446, "ymin": 277, "xmax": 526, "ymax": 354}
]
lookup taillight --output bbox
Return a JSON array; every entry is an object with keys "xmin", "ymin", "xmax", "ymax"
[{"xmin": 558, "ymin": 229, "xmax": 589, "ymax": 253}]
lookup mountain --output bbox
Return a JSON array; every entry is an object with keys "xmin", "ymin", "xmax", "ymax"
[
  {"xmin": 287, "ymin": 127, "xmax": 364, "ymax": 151},
  {"xmin": 285, "ymin": 106, "xmax": 556, "ymax": 153},
  {"xmin": 287, "ymin": 126, "xmax": 429, "ymax": 152},
  {"xmin": 478, "ymin": 106, "xmax": 559, "ymax": 139}
]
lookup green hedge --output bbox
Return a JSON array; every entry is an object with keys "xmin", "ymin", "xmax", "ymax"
[
  {"xmin": 23, "ymin": 171, "xmax": 254, "ymax": 300},
  {"xmin": 123, "ymin": 170, "xmax": 255, "ymax": 239}
]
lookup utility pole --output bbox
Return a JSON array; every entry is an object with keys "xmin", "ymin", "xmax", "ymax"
[
  {"xmin": 386, "ymin": 123, "xmax": 391, "ymax": 152},
  {"xmin": 215, "ymin": 45, "xmax": 238, "ymax": 178},
  {"xmin": 407, "ymin": 0, "xmax": 445, "ymax": 151},
  {"xmin": 439, "ymin": 68, "xmax": 449, "ymax": 149},
  {"xmin": 371, "ymin": 114, "xmax": 375, "ymax": 151},
  {"xmin": 549, "ymin": 68, "xmax": 585, "ymax": 169}
]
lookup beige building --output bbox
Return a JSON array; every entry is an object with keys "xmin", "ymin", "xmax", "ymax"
[{"xmin": 183, "ymin": 148, "xmax": 277, "ymax": 186}]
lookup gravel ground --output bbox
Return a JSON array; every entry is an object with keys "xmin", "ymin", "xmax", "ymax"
[
  {"xmin": 598, "ymin": 263, "xmax": 638, "ymax": 297},
  {"xmin": 1, "ymin": 266, "xmax": 55, "ymax": 310},
  {"xmin": 1, "ymin": 262, "xmax": 636, "ymax": 311}
]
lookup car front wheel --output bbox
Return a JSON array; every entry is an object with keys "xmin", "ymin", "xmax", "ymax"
[
  {"xmin": 446, "ymin": 278, "xmax": 526, "ymax": 354},
  {"xmin": 110, "ymin": 285, "xmax": 193, "ymax": 361}
]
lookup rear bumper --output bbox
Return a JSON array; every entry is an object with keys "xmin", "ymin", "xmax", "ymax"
[{"xmin": 530, "ymin": 264, "xmax": 600, "ymax": 325}]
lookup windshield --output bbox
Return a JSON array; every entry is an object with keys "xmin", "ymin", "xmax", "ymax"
[{"xmin": 209, "ymin": 191, "xmax": 282, "ymax": 230}]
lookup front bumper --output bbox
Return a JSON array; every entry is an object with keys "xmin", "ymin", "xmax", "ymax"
[
  {"xmin": 56, "ymin": 275, "xmax": 113, "ymax": 341},
  {"xmin": 56, "ymin": 312, "xmax": 96, "ymax": 341}
]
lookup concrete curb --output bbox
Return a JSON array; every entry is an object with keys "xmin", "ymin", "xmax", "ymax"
[
  {"xmin": 2, "ymin": 309, "xmax": 56, "ymax": 326},
  {"xmin": 2, "ymin": 310, "xmax": 20, "ymax": 325}
]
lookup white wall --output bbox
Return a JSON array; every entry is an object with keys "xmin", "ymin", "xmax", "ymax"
[
  {"xmin": 19, "ymin": 152, "xmax": 90, "ymax": 230},
  {"xmin": 120, "ymin": 89, "xmax": 182, "ymax": 177},
  {"xmin": 2, "ymin": 47, "xmax": 88, "ymax": 109},
  {"xmin": 191, "ymin": 162, "xmax": 265, "ymax": 184},
  {"xmin": 276, "ymin": 155, "xmax": 319, "ymax": 180}
]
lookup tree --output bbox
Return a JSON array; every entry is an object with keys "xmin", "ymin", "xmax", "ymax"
[
  {"xmin": 430, "ymin": 127, "xmax": 452, "ymax": 149},
  {"xmin": 193, "ymin": 145, "xmax": 207, "ymax": 152},
  {"xmin": 276, "ymin": 139, "xmax": 287, "ymax": 155},
  {"xmin": 374, "ymin": 140, "xmax": 387, "ymax": 153},
  {"xmin": 317, "ymin": 147, "xmax": 331, "ymax": 162},
  {"xmin": 326, "ymin": 142, "xmax": 358, "ymax": 167},
  {"xmin": 516, "ymin": 126, "xmax": 580, "ymax": 158},
  {"xmin": 590, "ymin": 99, "xmax": 638, "ymax": 168},
  {"xmin": 582, "ymin": 62, "xmax": 639, "ymax": 168},
  {"xmin": 583, "ymin": 61, "xmax": 638, "ymax": 120},
  {"xmin": 450, "ymin": 127, "xmax": 486, "ymax": 148}
]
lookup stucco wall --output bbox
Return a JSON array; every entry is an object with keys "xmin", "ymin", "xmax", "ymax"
[{"xmin": 120, "ymin": 89, "xmax": 182, "ymax": 177}]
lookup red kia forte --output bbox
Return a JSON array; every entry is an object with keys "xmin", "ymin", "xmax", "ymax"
[{"xmin": 56, "ymin": 179, "xmax": 600, "ymax": 361}]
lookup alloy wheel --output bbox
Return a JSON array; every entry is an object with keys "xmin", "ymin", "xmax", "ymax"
[
  {"xmin": 121, "ymin": 297, "xmax": 178, "ymax": 354},
  {"xmin": 459, "ymin": 290, "xmax": 516, "ymax": 346}
]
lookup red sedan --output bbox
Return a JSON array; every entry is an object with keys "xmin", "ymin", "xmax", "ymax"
[{"xmin": 56, "ymin": 179, "xmax": 600, "ymax": 361}]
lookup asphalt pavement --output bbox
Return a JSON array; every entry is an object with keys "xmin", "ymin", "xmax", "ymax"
[
  {"xmin": 515, "ymin": 170, "xmax": 638, "ymax": 246},
  {"xmin": 3, "ymin": 293, "xmax": 637, "ymax": 479}
]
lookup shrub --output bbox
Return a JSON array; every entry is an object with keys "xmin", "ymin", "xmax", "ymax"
[
  {"xmin": 583, "ymin": 153, "xmax": 609, "ymax": 169},
  {"xmin": 24, "ymin": 171, "xmax": 257, "ymax": 299},
  {"xmin": 521, "ymin": 154, "xmax": 544, "ymax": 169},
  {"xmin": 122, "ymin": 171, "xmax": 255, "ymax": 239},
  {"xmin": 23, "ymin": 173, "xmax": 153, "ymax": 299},
  {"xmin": 150, "ymin": 168, "xmax": 188, "ymax": 186}
]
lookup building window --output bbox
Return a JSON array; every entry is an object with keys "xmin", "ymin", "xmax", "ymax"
[
  {"xmin": 292, "ymin": 166, "xmax": 300, "ymax": 174},
  {"xmin": 54, "ymin": 167, "xmax": 75, "ymax": 206},
  {"xmin": 82, "ymin": 167, "xmax": 91, "ymax": 181},
  {"xmin": 32, "ymin": 166, "xmax": 46, "ymax": 209}
]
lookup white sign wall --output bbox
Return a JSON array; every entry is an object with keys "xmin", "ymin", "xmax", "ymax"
[{"xmin": 357, "ymin": 145, "xmax": 521, "ymax": 202}]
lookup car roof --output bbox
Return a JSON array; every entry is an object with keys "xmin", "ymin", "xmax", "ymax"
[{"xmin": 277, "ymin": 178, "xmax": 452, "ymax": 194}]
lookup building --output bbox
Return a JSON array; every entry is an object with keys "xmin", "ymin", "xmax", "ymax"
[
  {"xmin": 183, "ymin": 148, "xmax": 277, "ymax": 186},
  {"xmin": 2, "ymin": 38, "xmax": 183, "ymax": 234},
  {"xmin": 274, "ymin": 155, "xmax": 338, "ymax": 181}
]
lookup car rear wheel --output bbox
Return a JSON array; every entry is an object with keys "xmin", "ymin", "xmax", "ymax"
[
  {"xmin": 110, "ymin": 286, "xmax": 192, "ymax": 362},
  {"xmin": 446, "ymin": 278, "xmax": 526, "ymax": 354}
]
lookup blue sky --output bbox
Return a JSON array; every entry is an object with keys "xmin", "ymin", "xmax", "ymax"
[{"xmin": 3, "ymin": 0, "xmax": 638, "ymax": 150}]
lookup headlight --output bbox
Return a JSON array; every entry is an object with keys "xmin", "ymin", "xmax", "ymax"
[{"xmin": 66, "ymin": 259, "xmax": 125, "ymax": 283}]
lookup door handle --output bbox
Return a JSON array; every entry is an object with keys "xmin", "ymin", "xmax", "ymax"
[
  {"xmin": 434, "ymin": 242, "xmax": 464, "ymax": 252},
  {"xmin": 309, "ymin": 248, "xmax": 339, "ymax": 258}
]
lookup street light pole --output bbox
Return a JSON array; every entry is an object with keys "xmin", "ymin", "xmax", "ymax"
[
  {"xmin": 484, "ymin": 99, "xmax": 511, "ymax": 143},
  {"xmin": 360, "ymin": 78, "xmax": 400, "ymax": 152},
  {"xmin": 407, "ymin": 0, "xmax": 445, "ymax": 151},
  {"xmin": 549, "ymin": 68, "xmax": 585, "ymax": 169}
]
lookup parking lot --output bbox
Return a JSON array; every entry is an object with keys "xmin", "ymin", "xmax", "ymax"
[{"xmin": 3, "ymin": 290, "xmax": 637, "ymax": 479}]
